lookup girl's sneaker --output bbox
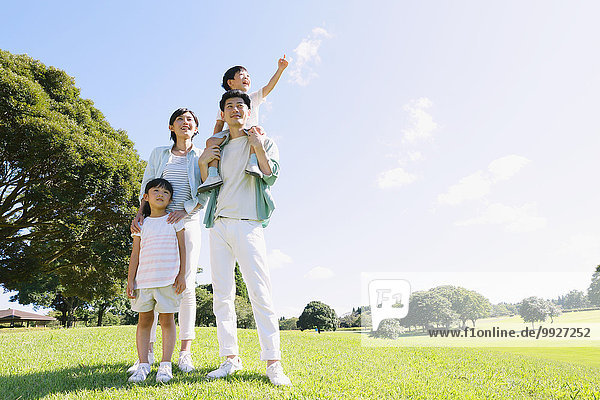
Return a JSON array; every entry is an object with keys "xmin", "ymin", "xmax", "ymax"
[
  {"xmin": 156, "ymin": 362, "xmax": 173, "ymax": 383},
  {"xmin": 127, "ymin": 351, "xmax": 154, "ymax": 374},
  {"xmin": 128, "ymin": 363, "xmax": 151, "ymax": 383}
]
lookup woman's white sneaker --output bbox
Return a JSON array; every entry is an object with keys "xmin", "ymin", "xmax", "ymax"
[
  {"xmin": 178, "ymin": 351, "xmax": 195, "ymax": 372},
  {"xmin": 266, "ymin": 361, "xmax": 291, "ymax": 386},
  {"xmin": 206, "ymin": 356, "xmax": 243, "ymax": 379}
]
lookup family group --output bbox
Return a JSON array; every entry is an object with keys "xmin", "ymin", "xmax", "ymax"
[{"xmin": 125, "ymin": 56, "xmax": 291, "ymax": 386}]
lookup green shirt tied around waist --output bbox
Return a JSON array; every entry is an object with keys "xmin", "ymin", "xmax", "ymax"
[{"xmin": 202, "ymin": 131, "xmax": 279, "ymax": 229}]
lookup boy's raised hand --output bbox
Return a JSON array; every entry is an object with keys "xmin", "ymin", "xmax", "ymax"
[{"xmin": 278, "ymin": 55, "xmax": 288, "ymax": 70}]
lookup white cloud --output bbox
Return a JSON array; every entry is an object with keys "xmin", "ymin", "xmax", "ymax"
[
  {"xmin": 437, "ymin": 171, "xmax": 492, "ymax": 205},
  {"xmin": 488, "ymin": 155, "xmax": 531, "ymax": 182},
  {"xmin": 268, "ymin": 249, "xmax": 293, "ymax": 270},
  {"xmin": 377, "ymin": 167, "xmax": 417, "ymax": 189},
  {"xmin": 408, "ymin": 151, "xmax": 423, "ymax": 161},
  {"xmin": 288, "ymin": 27, "xmax": 331, "ymax": 86},
  {"xmin": 437, "ymin": 154, "xmax": 531, "ymax": 206},
  {"xmin": 305, "ymin": 266, "xmax": 335, "ymax": 280},
  {"xmin": 311, "ymin": 27, "xmax": 332, "ymax": 38},
  {"xmin": 402, "ymin": 97, "xmax": 438, "ymax": 143},
  {"xmin": 455, "ymin": 202, "xmax": 547, "ymax": 232}
]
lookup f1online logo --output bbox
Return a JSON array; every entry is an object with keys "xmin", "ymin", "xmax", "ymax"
[{"xmin": 368, "ymin": 279, "xmax": 411, "ymax": 331}]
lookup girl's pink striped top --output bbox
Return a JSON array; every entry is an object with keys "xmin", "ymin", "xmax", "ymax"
[{"xmin": 133, "ymin": 215, "xmax": 184, "ymax": 289}]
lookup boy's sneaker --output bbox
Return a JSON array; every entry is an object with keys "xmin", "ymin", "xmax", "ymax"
[
  {"xmin": 178, "ymin": 351, "xmax": 195, "ymax": 372},
  {"xmin": 127, "ymin": 351, "xmax": 154, "ymax": 374},
  {"xmin": 198, "ymin": 175, "xmax": 223, "ymax": 193},
  {"xmin": 266, "ymin": 361, "xmax": 292, "ymax": 386},
  {"xmin": 206, "ymin": 356, "xmax": 243, "ymax": 379},
  {"xmin": 245, "ymin": 160, "xmax": 263, "ymax": 178},
  {"xmin": 156, "ymin": 362, "xmax": 173, "ymax": 383},
  {"xmin": 128, "ymin": 363, "xmax": 151, "ymax": 383}
]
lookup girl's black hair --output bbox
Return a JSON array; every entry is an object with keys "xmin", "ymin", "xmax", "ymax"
[
  {"xmin": 169, "ymin": 108, "xmax": 199, "ymax": 143},
  {"xmin": 222, "ymin": 66, "xmax": 247, "ymax": 90},
  {"xmin": 142, "ymin": 178, "xmax": 173, "ymax": 217}
]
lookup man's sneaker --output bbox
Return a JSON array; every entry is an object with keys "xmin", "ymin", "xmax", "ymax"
[
  {"xmin": 127, "ymin": 351, "xmax": 154, "ymax": 374},
  {"xmin": 266, "ymin": 361, "xmax": 292, "ymax": 386},
  {"xmin": 206, "ymin": 356, "xmax": 243, "ymax": 379},
  {"xmin": 198, "ymin": 175, "xmax": 223, "ymax": 193},
  {"xmin": 156, "ymin": 362, "xmax": 173, "ymax": 383},
  {"xmin": 178, "ymin": 351, "xmax": 195, "ymax": 373},
  {"xmin": 128, "ymin": 363, "xmax": 151, "ymax": 383},
  {"xmin": 245, "ymin": 160, "xmax": 263, "ymax": 178}
]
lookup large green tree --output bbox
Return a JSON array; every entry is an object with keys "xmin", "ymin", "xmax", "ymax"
[
  {"xmin": 0, "ymin": 49, "xmax": 144, "ymax": 319},
  {"xmin": 297, "ymin": 301, "xmax": 338, "ymax": 333}
]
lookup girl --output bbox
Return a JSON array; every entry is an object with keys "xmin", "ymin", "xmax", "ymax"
[
  {"xmin": 127, "ymin": 178, "xmax": 186, "ymax": 383},
  {"xmin": 129, "ymin": 108, "xmax": 207, "ymax": 374}
]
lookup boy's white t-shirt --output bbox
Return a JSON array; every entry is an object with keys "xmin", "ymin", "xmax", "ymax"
[
  {"xmin": 132, "ymin": 215, "xmax": 185, "ymax": 289},
  {"xmin": 216, "ymin": 89, "xmax": 265, "ymax": 129},
  {"xmin": 214, "ymin": 136, "xmax": 258, "ymax": 221}
]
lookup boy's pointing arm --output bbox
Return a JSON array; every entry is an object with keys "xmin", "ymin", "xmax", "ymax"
[{"xmin": 262, "ymin": 55, "xmax": 288, "ymax": 97}]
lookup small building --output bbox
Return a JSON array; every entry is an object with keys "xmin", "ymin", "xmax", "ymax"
[{"xmin": 0, "ymin": 308, "xmax": 56, "ymax": 328}]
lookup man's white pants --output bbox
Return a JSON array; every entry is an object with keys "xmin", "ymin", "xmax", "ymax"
[
  {"xmin": 210, "ymin": 217, "xmax": 281, "ymax": 361},
  {"xmin": 149, "ymin": 217, "xmax": 201, "ymax": 342}
]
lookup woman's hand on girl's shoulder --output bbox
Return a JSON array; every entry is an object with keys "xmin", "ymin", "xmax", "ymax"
[
  {"xmin": 130, "ymin": 213, "xmax": 144, "ymax": 234},
  {"xmin": 167, "ymin": 209, "xmax": 187, "ymax": 224}
]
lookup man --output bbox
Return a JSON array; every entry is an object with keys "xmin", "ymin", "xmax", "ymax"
[{"xmin": 198, "ymin": 89, "xmax": 291, "ymax": 386}]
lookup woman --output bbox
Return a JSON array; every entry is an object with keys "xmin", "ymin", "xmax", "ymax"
[{"xmin": 128, "ymin": 108, "xmax": 207, "ymax": 374}]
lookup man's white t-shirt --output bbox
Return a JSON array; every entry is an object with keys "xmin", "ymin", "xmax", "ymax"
[
  {"xmin": 133, "ymin": 215, "xmax": 185, "ymax": 289},
  {"xmin": 216, "ymin": 89, "xmax": 265, "ymax": 129},
  {"xmin": 214, "ymin": 136, "xmax": 258, "ymax": 220}
]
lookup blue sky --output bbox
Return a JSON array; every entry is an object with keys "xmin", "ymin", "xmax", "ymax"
[{"xmin": 2, "ymin": 1, "xmax": 600, "ymax": 318}]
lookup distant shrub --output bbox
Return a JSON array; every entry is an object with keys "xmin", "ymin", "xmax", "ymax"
[{"xmin": 372, "ymin": 318, "xmax": 405, "ymax": 339}]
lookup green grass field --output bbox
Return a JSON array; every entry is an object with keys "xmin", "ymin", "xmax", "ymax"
[{"xmin": 1, "ymin": 324, "xmax": 599, "ymax": 399}]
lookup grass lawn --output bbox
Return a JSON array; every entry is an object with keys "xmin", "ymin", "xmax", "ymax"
[{"xmin": 1, "ymin": 326, "xmax": 599, "ymax": 399}]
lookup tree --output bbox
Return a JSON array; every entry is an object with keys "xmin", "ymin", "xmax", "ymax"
[
  {"xmin": 547, "ymin": 302, "xmax": 562, "ymax": 323},
  {"xmin": 588, "ymin": 266, "xmax": 600, "ymax": 307},
  {"xmin": 519, "ymin": 297, "xmax": 550, "ymax": 328},
  {"xmin": 194, "ymin": 284, "xmax": 255, "ymax": 328},
  {"xmin": 0, "ymin": 50, "xmax": 144, "ymax": 319},
  {"xmin": 404, "ymin": 290, "xmax": 455, "ymax": 331},
  {"xmin": 371, "ymin": 318, "xmax": 404, "ymax": 339},
  {"xmin": 279, "ymin": 317, "xmax": 299, "ymax": 330},
  {"xmin": 491, "ymin": 302, "xmax": 517, "ymax": 317},
  {"xmin": 234, "ymin": 262, "xmax": 249, "ymax": 301},
  {"xmin": 195, "ymin": 286, "xmax": 216, "ymax": 327},
  {"xmin": 235, "ymin": 295, "xmax": 255, "ymax": 329},
  {"xmin": 431, "ymin": 285, "xmax": 491, "ymax": 327},
  {"xmin": 297, "ymin": 301, "xmax": 338, "ymax": 333},
  {"xmin": 555, "ymin": 290, "xmax": 589, "ymax": 310}
]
